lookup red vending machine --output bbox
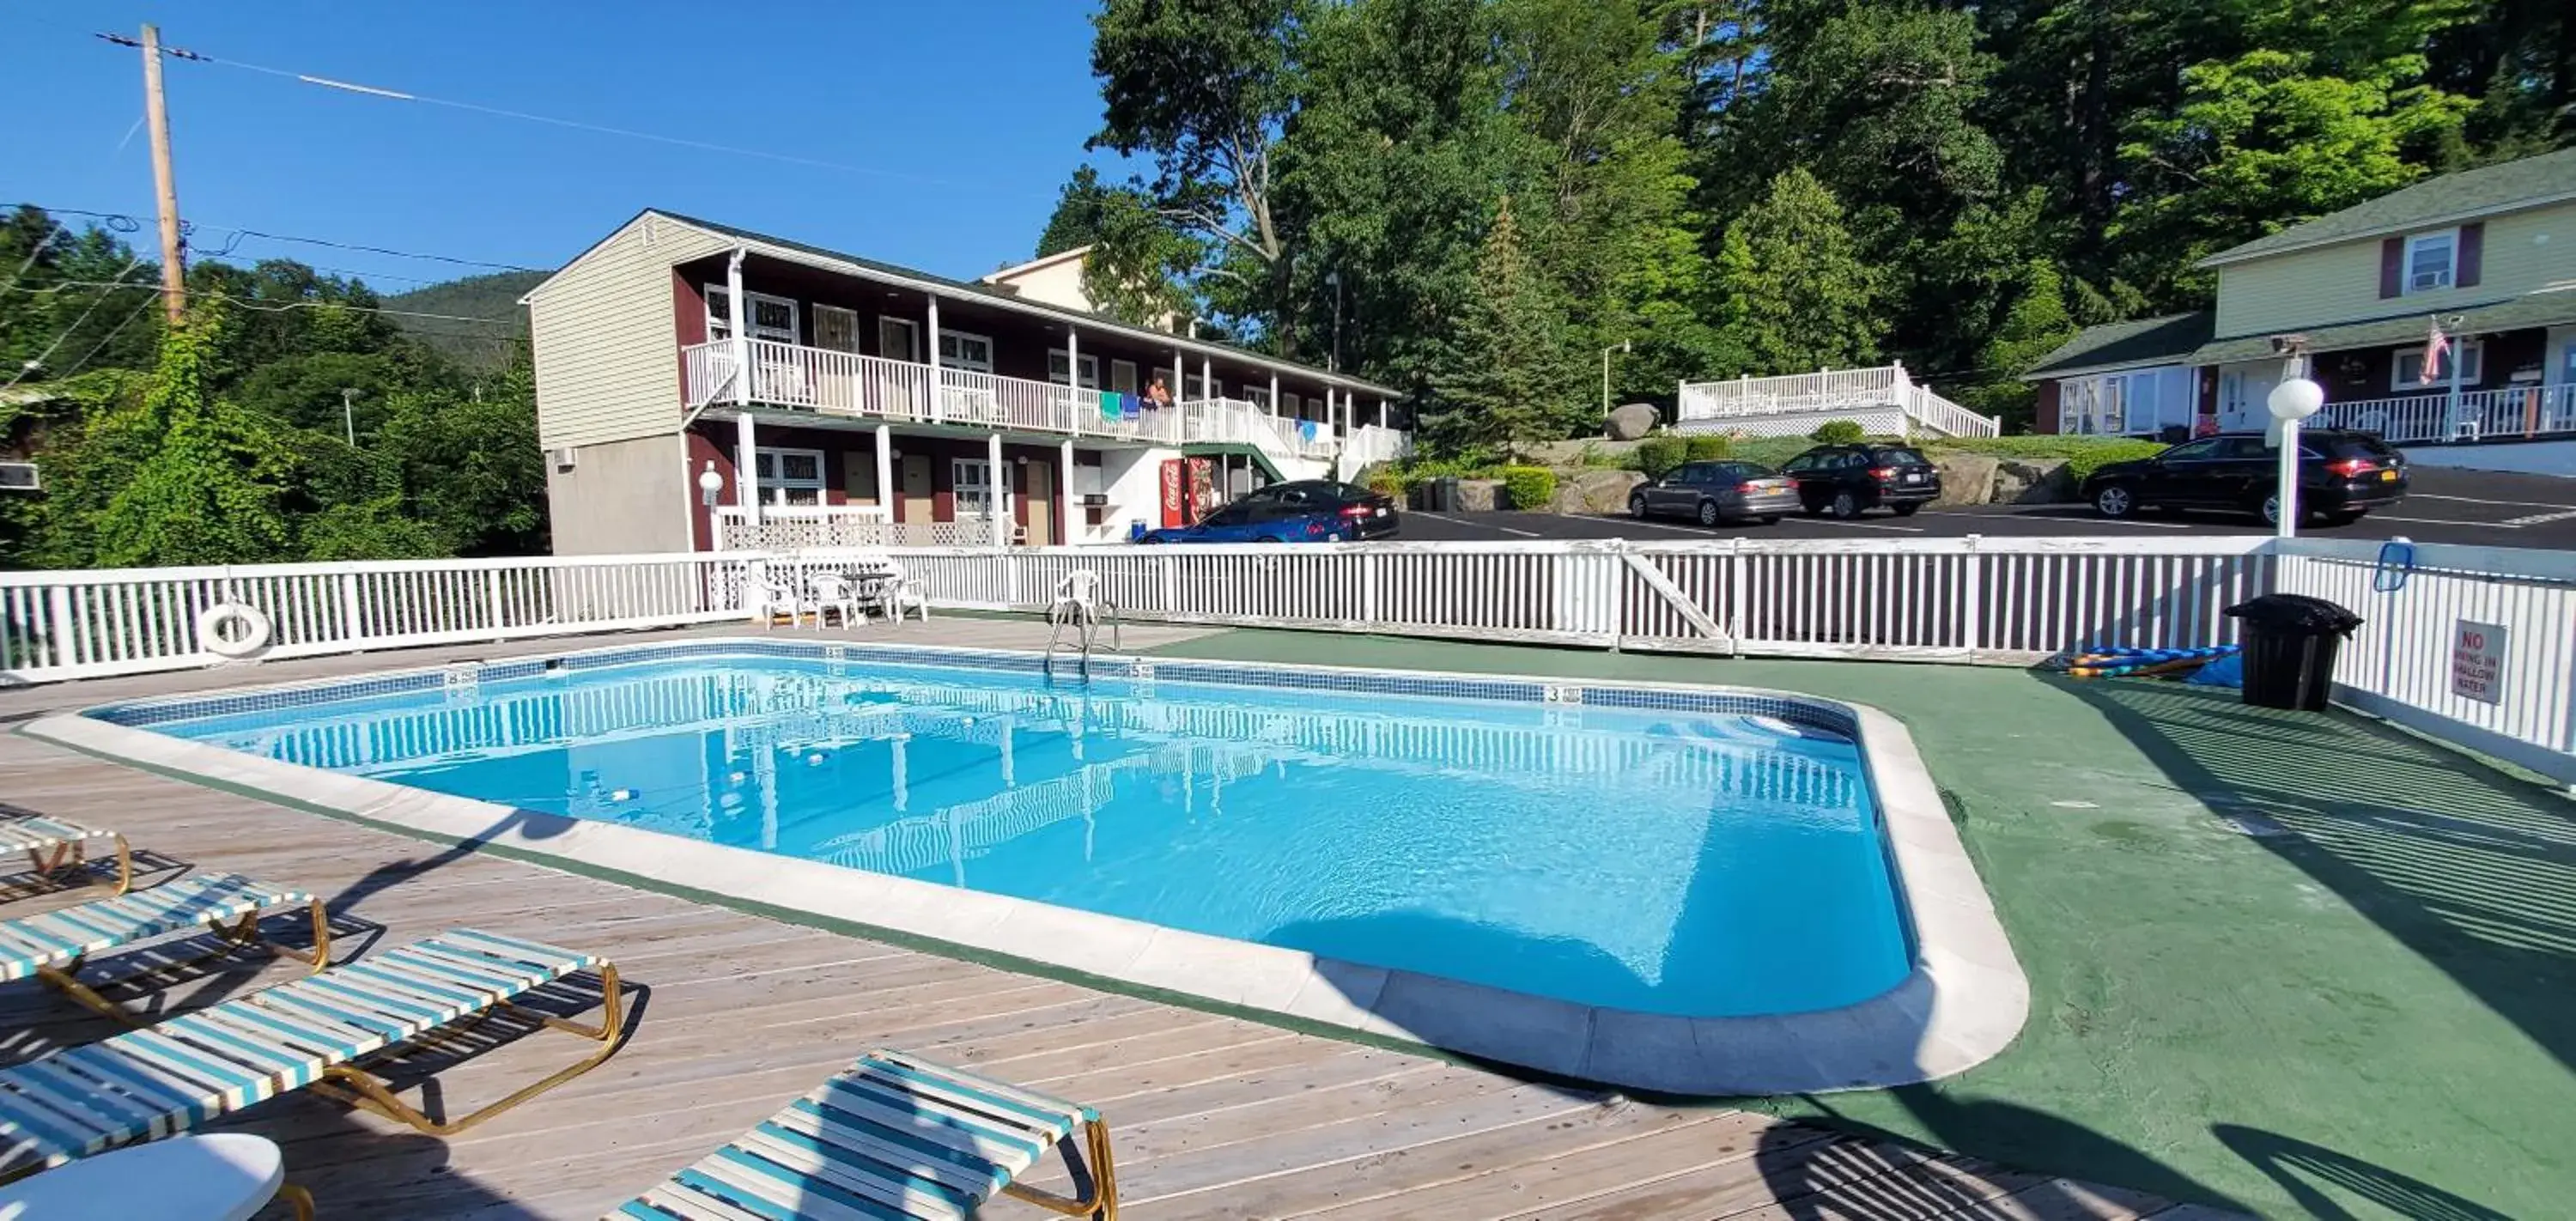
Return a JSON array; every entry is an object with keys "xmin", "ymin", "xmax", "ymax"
[{"xmin": 1159, "ymin": 459, "xmax": 1188, "ymax": 527}]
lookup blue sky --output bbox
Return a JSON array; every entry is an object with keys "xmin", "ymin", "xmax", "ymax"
[{"xmin": 2, "ymin": 3, "xmax": 1117, "ymax": 290}]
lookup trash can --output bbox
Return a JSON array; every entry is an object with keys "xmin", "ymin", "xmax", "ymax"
[
  {"xmin": 1127, "ymin": 520, "xmax": 1150, "ymax": 544},
  {"xmin": 2223, "ymin": 593, "xmax": 2364, "ymax": 711},
  {"xmin": 1422, "ymin": 477, "xmax": 1460, "ymax": 512}
]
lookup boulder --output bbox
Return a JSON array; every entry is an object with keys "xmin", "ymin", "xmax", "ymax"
[
  {"xmin": 1553, "ymin": 468, "xmax": 1649, "ymax": 514},
  {"xmin": 1606, "ymin": 402, "xmax": 1660, "ymax": 441},
  {"xmin": 1932, "ymin": 453, "xmax": 1998, "ymax": 507},
  {"xmin": 1996, "ymin": 457, "xmax": 2076, "ymax": 503},
  {"xmin": 1455, "ymin": 478, "xmax": 1505, "ymax": 513}
]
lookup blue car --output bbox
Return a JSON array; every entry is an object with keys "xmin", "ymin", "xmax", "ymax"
[{"xmin": 1139, "ymin": 497, "xmax": 1351, "ymax": 544}]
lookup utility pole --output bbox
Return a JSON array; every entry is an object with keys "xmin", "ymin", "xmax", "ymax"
[
  {"xmin": 341, "ymin": 388, "xmax": 359, "ymax": 446},
  {"xmin": 140, "ymin": 24, "xmax": 186, "ymax": 325}
]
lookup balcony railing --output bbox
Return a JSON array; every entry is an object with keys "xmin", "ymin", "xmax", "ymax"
[
  {"xmin": 684, "ymin": 338, "xmax": 1402, "ymax": 460},
  {"xmin": 1677, "ymin": 362, "xmax": 1997, "ymax": 438},
  {"xmin": 2318, "ymin": 384, "xmax": 2576, "ymax": 445}
]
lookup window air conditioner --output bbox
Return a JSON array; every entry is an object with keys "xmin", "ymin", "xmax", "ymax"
[
  {"xmin": 2410, "ymin": 270, "xmax": 2451, "ymax": 291},
  {"xmin": 0, "ymin": 461, "xmax": 38, "ymax": 492},
  {"xmin": 551, "ymin": 446, "xmax": 578, "ymax": 471}
]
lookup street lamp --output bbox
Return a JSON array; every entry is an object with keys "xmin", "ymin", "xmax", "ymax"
[
  {"xmin": 339, "ymin": 387, "xmax": 359, "ymax": 446},
  {"xmin": 697, "ymin": 459, "xmax": 725, "ymax": 507},
  {"xmin": 1601, "ymin": 340, "xmax": 1631, "ymax": 416},
  {"xmin": 2266, "ymin": 376, "xmax": 2324, "ymax": 538},
  {"xmin": 1324, "ymin": 270, "xmax": 1342, "ymax": 373}
]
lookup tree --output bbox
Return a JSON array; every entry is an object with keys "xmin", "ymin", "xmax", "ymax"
[
  {"xmin": 1424, "ymin": 199, "xmax": 1576, "ymax": 457},
  {"xmin": 88, "ymin": 302, "xmax": 296, "ymax": 567},
  {"xmin": 1711, "ymin": 168, "xmax": 1884, "ymax": 374},
  {"xmin": 1958, "ymin": 260, "xmax": 2079, "ymax": 431}
]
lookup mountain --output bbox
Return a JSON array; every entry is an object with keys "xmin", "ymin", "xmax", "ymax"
[{"xmin": 383, "ymin": 270, "xmax": 548, "ymax": 371}]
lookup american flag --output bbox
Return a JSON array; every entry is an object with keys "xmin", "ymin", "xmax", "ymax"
[{"xmin": 2423, "ymin": 321, "xmax": 2451, "ymax": 381}]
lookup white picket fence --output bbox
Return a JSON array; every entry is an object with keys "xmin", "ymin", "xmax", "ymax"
[{"xmin": 3, "ymin": 534, "xmax": 2569, "ymax": 782}]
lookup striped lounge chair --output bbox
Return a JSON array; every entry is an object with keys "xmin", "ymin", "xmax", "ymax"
[
  {"xmin": 0, "ymin": 928, "xmax": 626, "ymax": 1183},
  {"xmin": 0, "ymin": 814, "xmax": 131, "ymax": 896},
  {"xmin": 0, "ymin": 872, "xmax": 329, "ymax": 1023},
  {"xmin": 616, "ymin": 1049, "xmax": 1118, "ymax": 1221}
]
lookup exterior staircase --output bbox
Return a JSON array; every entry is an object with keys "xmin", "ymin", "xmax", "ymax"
[{"xmin": 1675, "ymin": 363, "xmax": 2000, "ymax": 440}]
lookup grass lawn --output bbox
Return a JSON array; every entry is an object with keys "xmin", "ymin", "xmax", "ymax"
[{"xmin": 1145, "ymin": 627, "xmax": 2575, "ymax": 1218}]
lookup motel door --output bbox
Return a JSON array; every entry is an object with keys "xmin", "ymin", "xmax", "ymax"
[
  {"xmin": 1024, "ymin": 461, "xmax": 1055, "ymax": 545},
  {"xmin": 899, "ymin": 454, "xmax": 933, "ymax": 522}
]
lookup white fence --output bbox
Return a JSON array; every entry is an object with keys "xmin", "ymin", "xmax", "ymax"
[
  {"xmin": 2318, "ymin": 384, "xmax": 2576, "ymax": 445},
  {"xmin": 1676, "ymin": 364, "xmax": 1999, "ymax": 439},
  {"xmin": 6, "ymin": 534, "xmax": 2568, "ymax": 783}
]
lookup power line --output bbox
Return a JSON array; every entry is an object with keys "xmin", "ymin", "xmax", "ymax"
[
  {"xmin": 2, "ymin": 254, "xmax": 150, "ymax": 390},
  {"xmin": 50, "ymin": 293, "xmax": 161, "ymax": 381},
  {"xmin": 3, "ymin": 202, "xmax": 546, "ymax": 274}
]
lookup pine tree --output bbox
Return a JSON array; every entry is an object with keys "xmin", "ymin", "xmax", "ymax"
[
  {"xmin": 1424, "ymin": 198, "xmax": 1574, "ymax": 459},
  {"xmin": 1711, "ymin": 168, "xmax": 1885, "ymax": 374}
]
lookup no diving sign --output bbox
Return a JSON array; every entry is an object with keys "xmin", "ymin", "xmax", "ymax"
[{"xmin": 2451, "ymin": 620, "xmax": 2507, "ymax": 705}]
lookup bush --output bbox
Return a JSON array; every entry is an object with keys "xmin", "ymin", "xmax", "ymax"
[
  {"xmin": 1731, "ymin": 435, "xmax": 1814, "ymax": 470},
  {"xmin": 1500, "ymin": 465, "xmax": 1558, "ymax": 509},
  {"xmin": 1631, "ymin": 436, "xmax": 1689, "ymax": 478},
  {"xmin": 1684, "ymin": 434, "xmax": 1732, "ymax": 460},
  {"xmin": 1809, "ymin": 419, "xmax": 1866, "ymax": 445}
]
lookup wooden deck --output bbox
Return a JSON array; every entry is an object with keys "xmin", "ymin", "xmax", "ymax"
[{"xmin": 0, "ymin": 623, "xmax": 2212, "ymax": 1218}]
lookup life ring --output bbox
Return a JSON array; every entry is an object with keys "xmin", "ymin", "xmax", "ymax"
[{"xmin": 197, "ymin": 602, "xmax": 273, "ymax": 659}]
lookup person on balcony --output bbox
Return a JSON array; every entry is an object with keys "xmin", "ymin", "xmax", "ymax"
[{"xmin": 1145, "ymin": 374, "xmax": 1173, "ymax": 410}]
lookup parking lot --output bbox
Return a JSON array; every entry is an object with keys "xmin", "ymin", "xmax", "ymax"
[{"xmin": 1399, "ymin": 465, "xmax": 2576, "ymax": 548}]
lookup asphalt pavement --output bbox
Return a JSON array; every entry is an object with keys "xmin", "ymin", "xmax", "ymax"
[{"xmin": 1396, "ymin": 465, "xmax": 2576, "ymax": 549}]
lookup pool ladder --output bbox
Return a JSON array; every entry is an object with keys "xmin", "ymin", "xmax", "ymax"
[{"xmin": 1042, "ymin": 571, "xmax": 1122, "ymax": 682}]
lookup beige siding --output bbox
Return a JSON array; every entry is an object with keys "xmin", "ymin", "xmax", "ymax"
[
  {"xmin": 988, "ymin": 255, "xmax": 1096, "ymax": 312},
  {"xmin": 544, "ymin": 433, "xmax": 691, "ymax": 555},
  {"xmin": 526, "ymin": 215, "xmax": 732, "ymax": 450},
  {"xmin": 2215, "ymin": 201, "xmax": 2576, "ymax": 337}
]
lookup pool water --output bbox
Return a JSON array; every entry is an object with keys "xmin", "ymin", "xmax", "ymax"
[{"xmin": 140, "ymin": 655, "xmax": 1911, "ymax": 1017}]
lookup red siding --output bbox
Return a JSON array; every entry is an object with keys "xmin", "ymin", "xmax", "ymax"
[{"xmin": 2034, "ymin": 380, "xmax": 2060, "ymax": 434}]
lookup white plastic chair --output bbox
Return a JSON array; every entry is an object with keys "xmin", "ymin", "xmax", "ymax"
[{"xmin": 805, "ymin": 573, "xmax": 862, "ymax": 629}]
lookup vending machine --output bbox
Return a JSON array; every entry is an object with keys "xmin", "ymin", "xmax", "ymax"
[{"xmin": 1159, "ymin": 459, "xmax": 1188, "ymax": 527}]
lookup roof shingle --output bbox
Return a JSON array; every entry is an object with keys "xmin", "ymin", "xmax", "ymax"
[{"xmin": 2198, "ymin": 148, "xmax": 2576, "ymax": 268}]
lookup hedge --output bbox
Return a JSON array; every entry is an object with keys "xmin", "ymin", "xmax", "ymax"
[
  {"xmin": 1684, "ymin": 434, "xmax": 1731, "ymax": 460},
  {"xmin": 1631, "ymin": 436, "xmax": 1689, "ymax": 478},
  {"xmin": 1808, "ymin": 419, "xmax": 1866, "ymax": 444},
  {"xmin": 1500, "ymin": 465, "xmax": 1558, "ymax": 509}
]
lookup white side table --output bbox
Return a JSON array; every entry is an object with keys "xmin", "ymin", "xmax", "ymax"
[{"xmin": 0, "ymin": 1133, "xmax": 307, "ymax": 1220}]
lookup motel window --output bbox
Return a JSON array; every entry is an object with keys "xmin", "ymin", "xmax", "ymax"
[
  {"xmin": 1183, "ymin": 372, "xmax": 1211, "ymax": 400},
  {"xmin": 952, "ymin": 458, "xmax": 1013, "ymax": 516},
  {"xmin": 1047, "ymin": 349, "xmax": 1103, "ymax": 389},
  {"xmin": 753, "ymin": 447, "xmax": 827, "ymax": 507},
  {"xmin": 705, "ymin": 287, "xmax": 799, "ymax": 343},
  {"xmin": 939, "ymin": 331, "xmax": 995, "ymax": 373},
  {"xmin": 1109, "ymin": 360, "xmax": 1139, "ymax": 394},
  {"xmin": 2403, "ymin": 230, "xmax": 2456, "ymax": 294},
  {"xmin": 2394, "ymin": 338, "xmax": 2482, "ymax": 389}
]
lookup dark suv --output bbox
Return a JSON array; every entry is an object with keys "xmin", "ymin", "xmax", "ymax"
[
  {"xmin": 2081, "ymin": 429, "xmax": 2408, "ymax": 526},
  {"xmin": 1780, "ymin": 444, "xmax": 1942, "ymax": 519}
]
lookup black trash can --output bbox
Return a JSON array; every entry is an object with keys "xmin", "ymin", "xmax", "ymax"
[{"xmin": 2224, "ymin": 594, "xmax": 2364, "ymax": 711}]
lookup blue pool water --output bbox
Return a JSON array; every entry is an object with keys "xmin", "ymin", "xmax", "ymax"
[{"xmin": 129, "ymin": 653, "xmax": 1911, "ymax": 1016}]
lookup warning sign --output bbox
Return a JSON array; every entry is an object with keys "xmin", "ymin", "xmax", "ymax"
[{"xmin": 2450, "ymin": 620, "xmax": 2507, "ymax": 705}]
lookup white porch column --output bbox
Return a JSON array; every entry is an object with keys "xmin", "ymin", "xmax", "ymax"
[
  {"xmin": 1172, "ymin": 350, "xmax": 1184, "ymax": 398},
  {"xmin": 872, "ymin": 424, "xmax": 893, "ymax": 521},
  {"xmin": 1200, "ymin": 355, "xmax": 1214, "ymax": 402},
  {"xmin": 726, "ymin": 250, "xmax": 750, "ymax": 409},
  {"xmin": 927, "ymin": 295, "xmax": 945, "ymax": 422},
  {"xmin": 1058, "ymin": 440, "xmax": 1076, "ymax": 546},
  {"xmin": 1269, "ymin": 371, "xmax": 1279, "ymax": 415},
  {"xmin": 733, "ymin": 412, "xmax": 761, "ymax": 524},
  {"xmin": 1066, "ymin": 327, "xmax": 1082, "ymax": 436},
  {"xmin": 1377, "ymin": 397, "xmax": 1388, "ymax": 428},
  {"xmin": 987, "ymin": 431, "xmax": 1008, "ymax": 549}
]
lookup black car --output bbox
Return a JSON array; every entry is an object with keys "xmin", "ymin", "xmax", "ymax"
[
  {"xmin": 1780, "ymin": 444, "xmax": 1942, "ymax": 519},
  {"xmin": 1628, "ymin": 461, "xmax": 1801, "ymax": 526},
  {"xmin": 2081, "ymin": 429, "xmax": 2408, "ymax": 526},
  {"xmin": 1236, "ymin": 479, "xmax": 1400, "ymax": 538}
]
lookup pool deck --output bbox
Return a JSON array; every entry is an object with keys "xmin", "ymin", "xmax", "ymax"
[{"xmin": 0, "ymin": 621, "xmax": 2211, "ymax": 1219}]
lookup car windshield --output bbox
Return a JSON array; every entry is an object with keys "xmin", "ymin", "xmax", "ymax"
[
  {"xmin": 1871, "ymin": 447, "xmax": 1929, "ymax": 465},
  {"xmin": 1202, "ymin": 504, "xmax": 1255, "ymax": 525},
  {"xmin": 2318, "ymin": 434, "xmax": 2400, "ymax": 459}
]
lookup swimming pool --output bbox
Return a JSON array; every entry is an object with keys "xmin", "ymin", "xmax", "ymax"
[{"xmin": 52, "ymin": 640, "xmax": 2026, "ymax": 1092}]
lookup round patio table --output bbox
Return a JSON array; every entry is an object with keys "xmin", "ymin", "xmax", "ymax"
[{"xmin": 0, "ymin": 1133, "xmax": 299, "ymax": 1220}]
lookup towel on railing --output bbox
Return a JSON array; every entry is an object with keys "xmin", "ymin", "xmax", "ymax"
[
  {"xmin": 1098, "ymin": 391, "xmax": 1121, "ymax": 422},
  {"xmin": 1297, "ymin": 419, "xmax": 1318, "ymax": 442}
]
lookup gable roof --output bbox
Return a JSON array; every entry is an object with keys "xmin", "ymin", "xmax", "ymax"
[
  {"xmin": 981, "ymin": 246, "xmax": 1091, "ymax": 284},
  {"xmin": 2020, "ymin": 312, "xmax": 2214, "ymax": 380},
  {"xmin": 2198, "ymin": 148, "xmax": 2576, "ymax": 268},
  {"xmin": 528, "ymin": 210, "xmax": 1402, "ymax": 398}
]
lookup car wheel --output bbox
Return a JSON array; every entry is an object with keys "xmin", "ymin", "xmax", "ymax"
[
  {"xmin": 1697, "ymin": 500, "xmax": 1721, "ymax": 527},
  {"xmin": 2093, "ymin": 483, "xmax": 2135, "ymax": 519},
  {"xmin": 1629, "ymin": 493, "xmax": 1650, "ymax": 519},
  {"xmin": 1891, "ymin": 502, "xmax": 1921, "ymax": 518},
  {"xmin": 2259, "ymin": 493, "xmax": 2284, "ymax": 526},
  {"xmin": 1830, "ymin": 490, "xmax": 1861, "ymax": 519}
]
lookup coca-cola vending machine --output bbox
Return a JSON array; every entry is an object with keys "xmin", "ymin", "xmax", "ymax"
[
  {"xmin": 1187, "ymin": 457, "xmax": 1219, "ymax": 519},
  {"xmin": 1159, "ymin": 459, "xmax": 1188, "ymax": 527}
]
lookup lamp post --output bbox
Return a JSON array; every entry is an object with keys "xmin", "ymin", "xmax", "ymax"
[
  {"xmin": 339, "ymin": 388, "xmax": 359, "ymax": 446},
  {"xmin": 1325, "ymin": 270, "xmax": 1342, "ymax": 373},
  {"xmin": 1601, "ymin": 340, "xmax": 1631, "ymax": 417},
  {"xmin": 697, "ymin": 460, "xmax": 725, "ymax": 507},
  {"xmin": 2266, "ymin": 376, "xmax": 2324, "ymax": 538}
]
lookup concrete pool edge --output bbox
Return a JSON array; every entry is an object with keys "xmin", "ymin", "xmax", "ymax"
[{"xmin": 28, "ymin": 641, "xmax": 2029, "ymax": 1095}]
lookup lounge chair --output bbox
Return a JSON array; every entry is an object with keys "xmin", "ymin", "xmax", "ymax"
[
  {"xmin": 0, "ymin": 815, "xmax": 131, "ymax": 896},
  {"xmin": 0, "ymin": 872, "xmax": 328, "ymax": 1023},
  {"xmin": 614, "ymin": 1049, "xmax": 1116, "ymax": 1220},
  {"xmin": 0, "ymin": 927, "xmax": 624, "ymax": 1182}
]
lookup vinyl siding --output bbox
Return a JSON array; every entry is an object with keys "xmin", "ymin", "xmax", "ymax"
[
  {"xmin": 526, "ymin": 215, "xmax": 732, "ymax": 450},
  {"xmin": 2214, "ymin": 200, "xmax": 2576, "ymax": 339}
]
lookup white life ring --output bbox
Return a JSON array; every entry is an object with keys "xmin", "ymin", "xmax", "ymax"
[{"xmin": 197, "ymin": 602, "xmax": 273, "ymax": 659}]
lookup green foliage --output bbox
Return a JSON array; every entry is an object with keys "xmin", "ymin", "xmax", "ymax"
[
  {"xmin": 1728, "ymin": 435, "xmax": 1818, "ymax": 471},
  {"xmin": 1809, "ymin": 419, "xmax": 1867, "ymax": 445},
  {"xmin": 1422, "ymin": 199, "xmax": 1577, "ymax": 458},
  {"xmin": 380, "ymin": 271, "xmax": 540, "ymax": 374},
  {"xmin": 1958, "ymin": 261, "xmax": 2080, "ymax": 432},
  {"xmin": 1927, "ymin": 434, "xmax": 2169, "ymax": 483},
  {"xmin": 1499, "ymin": 465, "xmax": 1558, "ymax": 508},
  {"xmin": 88, "ymin": 304, "xmax": 297, "ymax": 567},
  {"xmin": 1713, "ymin": 169, "xmax": 1884, "ymax": 374},
  {"xmin": 1631, "ymin": 435, "xmax": 1689, "ymax": 478},
  {"xmin": 1684, "ymin": 434, "xmax": 1732, "ymax": 460}
]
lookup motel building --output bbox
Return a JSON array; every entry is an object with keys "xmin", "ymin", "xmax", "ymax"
[{"xmin": 521, "ymin": 210, "xmax": 1411, "ymax": 554}]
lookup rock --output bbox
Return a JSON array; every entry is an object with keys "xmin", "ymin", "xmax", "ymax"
[
  {"xmin": 1995, "ymin": 457, "xmax": 2075, "ymax": 503},
  {"xmin": 1455, "ymin": 478, "xmax": 1504, "ymax": 513},
  {"xmin": 1932, "ymin": 453, "xmax": 1998, "ymax": 507},
  {"xmin": 1553, "ymin": 468, "xmax": 1648, "ymax": 514},
  {"xmin": 1606, "ymin": 403, "xmax": 1660, "ymax": 441}
]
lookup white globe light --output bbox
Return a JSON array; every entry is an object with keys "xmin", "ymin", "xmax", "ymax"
[
  {"xmin": 696, "ymin": 461, "xmax": 725, "ymax": 495},
  {"xmin": 2267, "ymin": 377, "xmax": 2324, "ymax": 422}
]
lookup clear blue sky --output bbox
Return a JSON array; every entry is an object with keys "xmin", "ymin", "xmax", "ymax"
[{"xmin": 2, "ymin": 3, "xmax": 1117, "ymax": 290}]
